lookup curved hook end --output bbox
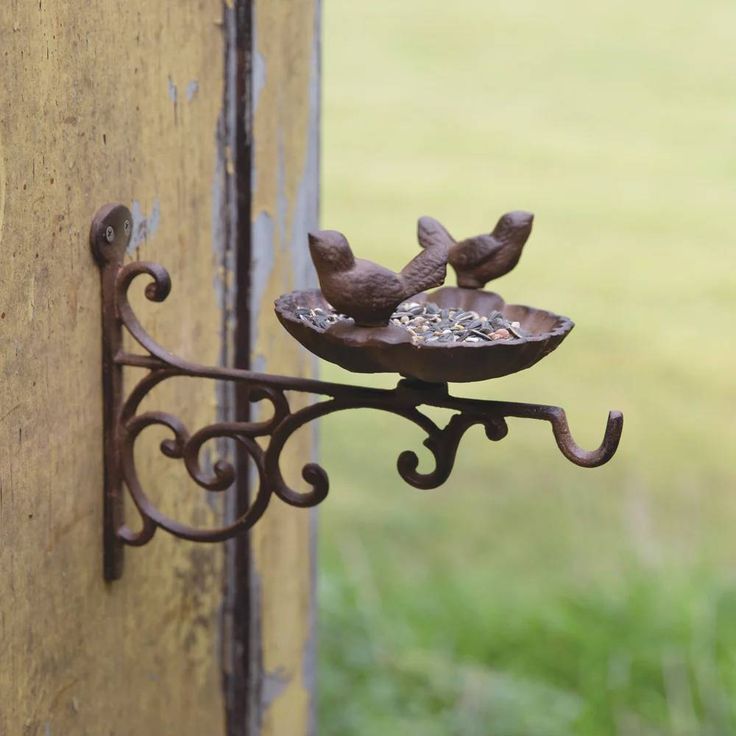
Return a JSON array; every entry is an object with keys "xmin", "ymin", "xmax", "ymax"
[{"xmin": 550, "ymin": 407, "xmax": 623, "ymax": 468}]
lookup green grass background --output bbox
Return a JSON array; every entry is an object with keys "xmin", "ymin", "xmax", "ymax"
[{"xmin": 316, "ymin": 2, "xmax": 736, "ymax": 733}]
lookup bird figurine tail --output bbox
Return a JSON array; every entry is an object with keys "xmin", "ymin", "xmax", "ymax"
[
  {"xmin": 417, "ymin": 216, "xmax": 456, "ymax": 251},
  {"xmin": 398, "ymin": 217, "xmax": 452, "ymax": 296}
]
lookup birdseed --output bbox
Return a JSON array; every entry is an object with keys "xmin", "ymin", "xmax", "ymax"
[{"xmin": 295, "ymin": 301, "xmax": 529, "ymax": 345}]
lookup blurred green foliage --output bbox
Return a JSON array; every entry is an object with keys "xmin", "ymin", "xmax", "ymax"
[{"xmin": 316, "ymin": 1, "xmax": 736, "ymax": 733}]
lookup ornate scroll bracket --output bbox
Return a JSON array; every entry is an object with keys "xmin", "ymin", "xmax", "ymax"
[{"xmin": 92, "ymin": 204, "xmax": 623, "ymax": 581}]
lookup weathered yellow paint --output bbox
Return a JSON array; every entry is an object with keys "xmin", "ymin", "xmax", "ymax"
[
  {"xmin": 0, "ymin": 132, "xmax": 5, "ymax": 245},
  {"xmin": 0, "ymin": 3, "xmax": 227, "ymax": 735},
  {"xmin": 249, "ymin": 1, "xmax": 320, "ymax": 734}
]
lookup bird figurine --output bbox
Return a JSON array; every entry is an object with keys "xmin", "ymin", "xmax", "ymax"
[
  {"xmin": 308, "ymin": 229, "xmax": 449, "ymax": 326},
  {"xmin": 417, "ymin": 211, "xmax": 534, "ymax": 289}
]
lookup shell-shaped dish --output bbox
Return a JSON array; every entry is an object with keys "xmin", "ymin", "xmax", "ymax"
[{"xmin": 274, "ymin": 286, "xmax": 573, "ymax": 383}]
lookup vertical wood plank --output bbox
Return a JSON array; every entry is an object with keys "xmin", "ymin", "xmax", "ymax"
[
  {"xmin": 0, "ymin": 2, "xmax": 229, "ymax": 734},
  {"xmin": 247, "ymin": 2, "xmax": 321, "ymax": 734}
]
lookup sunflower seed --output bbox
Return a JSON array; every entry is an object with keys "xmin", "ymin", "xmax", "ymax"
[
  {"xmin": 291, "ymin": 299, "xmax": 525, "ymax": 345},
  {"xmin": 489, "ymin": 316, "xmax": 506, "ymax": 330},
  {"xmin": 507, "ymin": 322, "xmax": 526, "ymax": 338}
]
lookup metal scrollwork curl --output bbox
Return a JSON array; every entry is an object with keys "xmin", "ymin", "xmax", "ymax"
[
  {"xmin": 119, "ymin": 410, "xmax": 274, "ymax": 545},
  {"xmin": 115, "ymin": 261, "xmax": 180, "ymax": 365}
]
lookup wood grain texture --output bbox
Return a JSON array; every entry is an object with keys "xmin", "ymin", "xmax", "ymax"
[
  {"xmin": 0, "ymin": 3, "xmax": 227, "ymax": 734},
  {"xmin": 247, "ymin": 1, "xmax": 320, "ymax": 734}
]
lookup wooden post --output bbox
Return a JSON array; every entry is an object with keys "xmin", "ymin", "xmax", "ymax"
[{"xmin": 0, "ymin": 1, "xmax": 319, "ymax": 734}]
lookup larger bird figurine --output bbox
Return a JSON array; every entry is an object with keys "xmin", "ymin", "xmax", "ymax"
[
  {"xmin": 418, "ymin": 211, "xmax": 534, "ymax": 289},
  {"xmin": 308, "ymin": 229, "xmax": 449, "ymax": 326}
]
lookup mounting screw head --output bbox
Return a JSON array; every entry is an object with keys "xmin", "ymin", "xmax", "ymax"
[{"xmin": 90, "ymin": 203, "xmax": 133, "ymax": 266}]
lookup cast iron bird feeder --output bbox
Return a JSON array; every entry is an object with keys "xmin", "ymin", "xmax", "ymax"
[
  {"xmin": 275, "ymin": 213, "xmax": 572, "ymax": 383},
  {"xmin": 92, "ymin": 203, "xmax": 622, "ymax": 581}
]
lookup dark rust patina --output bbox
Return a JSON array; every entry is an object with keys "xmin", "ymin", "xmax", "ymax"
[
  {"xmin": 278, "ymin": 211, "xmax": 571, "ymax": 381},
  {"xmin": 92, "ymin": 203, "xmax": 622, "ymax": 582},
  {"xmin": 308, "ymin": 227, "xmax": 448, "ymax": 326},
  {"xmin": 421, "ymin": 211, "xmax": 535, "ymax": 290},
  {"xmin": 275, "ymin": 286, "xmax": 573, "ymax": 383}
]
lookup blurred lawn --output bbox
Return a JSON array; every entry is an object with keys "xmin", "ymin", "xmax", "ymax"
[{"xmin": 316, "ymin": 1, "xmax": 736, "ymax": 734}]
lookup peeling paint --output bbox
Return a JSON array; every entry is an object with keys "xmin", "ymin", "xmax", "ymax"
[
  {"xmin": 186, "ymin": 79, "xmax": 199, "ymax": 102},
  {"xmin": 167, "ymin": 75, "xmax": 179, "ymax": 124},
  {"xmin": 300, "ymin": 46, "xmax": 323, "ymax": 697},
  {"xmin": 167, "ymin": 75, "xmax": 178, "ymax": 104},
  {"xmin": 276, "ymin": 137, "xmax": 289, "ymax": 254},
  {"xmin": 211, "ymin": 120, "xmax": 230, "ymax": 330},
  {"xmin": 250, "ymin": 210, "xmax": 276, "ymax": 373},
  {"xmin": 253, "ymin": 50, "xmax": 266, "ymax": 113},
  {"xmin": 262, "ymin": 667, "xmax": 291, "ymax": 709},
  {"xmin": 274, "ymin": 46, "xmax": 322, "ymax": 713},
  {"xmin": 129, "ymin": 198, "xmax": 161, "ymax": 252},
  {"xmin": 249, "ymin": 3, "xmax": 320, "ymax": 734},
  {"xmin": 291, "ymin": 36, "xmax": 320, "ymax": 294}
]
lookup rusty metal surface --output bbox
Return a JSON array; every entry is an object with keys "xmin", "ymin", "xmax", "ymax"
[
  {"xmin": 306, "ymin": 209, "xmax": 537, "ymax": 325},
  {"xmin": 308, "ymin": 226, "xmax": 448, "ymax": 325},
  {"xmin": 275, "ymin": 286, "xmax": 574, "ymax": 383},
  {"xmin": 92, "ymin": 204, "xmax": 131, "ymax": 579},
  {"xmin": 92, "ymin": 203, "xmax": 623, "ymax": 581},
  {"xmin": 425, "ymin": 211, "xmax": 535, "ymax": 290}
]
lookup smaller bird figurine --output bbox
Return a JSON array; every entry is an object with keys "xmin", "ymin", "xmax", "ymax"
[
  {"xmin": 308, "ymin": 229, "xmax": 449, "ymax": 326},
  {"xmin": 417, "ymin": 211, "xmax": 534, "ymax": 289}
]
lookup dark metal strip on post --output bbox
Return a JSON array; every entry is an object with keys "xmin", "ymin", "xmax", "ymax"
[
  {"xmin": 220, "ymin": 2, "xmax": 254, "ymax": 729},
  {"xmin": 91, "ymin": 204, "xmax": 132, "ymax": 580},
  {"xmin": 91, "ymin": 203, "xmax": 623, "ymax": 582}
]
